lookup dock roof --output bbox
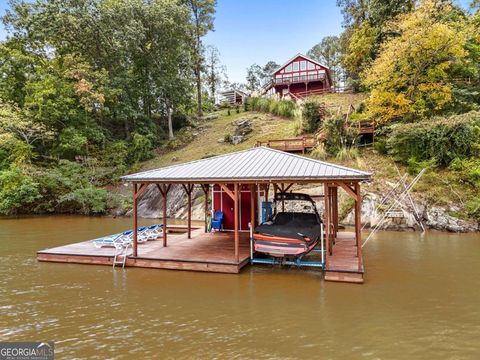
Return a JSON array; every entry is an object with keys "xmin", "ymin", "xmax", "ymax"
[{"xmin": 121, "ymin": 147, "xmax": 371, "ymax": 183}]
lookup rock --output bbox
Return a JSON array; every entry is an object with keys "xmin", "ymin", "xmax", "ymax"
[
  {"xmin": 217, "ymin": 138, "xmax": 225, "ymax": 143},
  {"xmin": 171, "ymin": 156, "xmax": 178, "ymax": 162},
  {"xmin": 230, "ymin": 135, "xmax": 245, "ymax": 145},
  {"xmin": 231, "ymin": 119, "xmax": 253, "ymax": 136},
  {"xmin": 202, "ymin": 114, "xmax": 219, "ymax": 121}
]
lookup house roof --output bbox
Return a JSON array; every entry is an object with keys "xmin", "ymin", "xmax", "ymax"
[
  {"xmin": 121, "ymin": 147, "xmax": 371, "ymax": 183},
  {"xmin": 271, "ymin": 53, "xmax": 330, "ymax": 75}
]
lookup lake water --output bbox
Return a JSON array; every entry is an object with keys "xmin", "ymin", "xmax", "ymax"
[{"xmin": 1, "ymin": 216, "xmax": 479, "ymax": 359}]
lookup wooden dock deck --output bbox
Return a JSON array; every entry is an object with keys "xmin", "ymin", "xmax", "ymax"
[
  {"xmin": 324, "ymin": 232, "xmax": 364, "ymax": 283},
  {"xmin": 37, "ymin": 228, "xmax": 251, "ymax": 274}
]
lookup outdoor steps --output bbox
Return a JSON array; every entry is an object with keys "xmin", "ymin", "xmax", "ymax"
[{"xmin": 324, "ymin": 231, "xmax": 364, "ymax": 284}]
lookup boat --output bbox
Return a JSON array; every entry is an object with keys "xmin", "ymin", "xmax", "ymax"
[{"xmin": 253, "ymin": 192, "xmax": 323, "ymax": 258}]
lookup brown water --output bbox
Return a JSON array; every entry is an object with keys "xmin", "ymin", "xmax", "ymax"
[{"xmin": 1, "ymin": 216, "xmax": 480, "ymax": 359}]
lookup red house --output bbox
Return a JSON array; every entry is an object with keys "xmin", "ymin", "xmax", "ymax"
[{"xmin": 264, "ymin": 53, "xmax": 332, "ymax": 99}]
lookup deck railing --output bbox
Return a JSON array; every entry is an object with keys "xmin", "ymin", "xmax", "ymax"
[
  {"xmin": 255, "ymin": 136, "xmax": 316, "ymax": 154},
  {"xmin": 273, "ymin": 73, "xmax": 326, "ymax": 85}
]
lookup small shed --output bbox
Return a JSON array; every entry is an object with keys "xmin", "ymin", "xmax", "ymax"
[{"xmin": 218, "ymin": 89, "xmax": 248, "ymax": 106}]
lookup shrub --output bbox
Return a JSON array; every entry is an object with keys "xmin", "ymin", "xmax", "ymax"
[
  {"xmin": 387, "ymin": 111, "xmax": 480, "ymax": 166},
  {"xmin": 0, "ymin": 166, "xmax": 41, "ymax": 214},
  {"xmin": 128, "ymin": 132, "xmax": 154, "ymax": 164},
  {"xmin": 249, "ymin": 97, "xmax": 296, "ymax": 118},
  {"xmin": 336, "ymin": 147, "xmax": 359, "ymax": 161},
  {"xmin": 301, "ymin": 99, "xmax": 323, "ymax": 133},
  {"xmin": 311, "ymin": 143, "xmax": 328, "ymax": 160},
  {"xmin": 57, "ymin": 186, "xmax": 108, "ymax": 214}
]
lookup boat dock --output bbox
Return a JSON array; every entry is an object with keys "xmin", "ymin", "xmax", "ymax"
[
  {"xmin": 37, "ymin": 226, "xmax": 251, "ymax": 274},
  {"xmin": 37, "ymin": 147, "xmax": 370, "ymax": 284}
]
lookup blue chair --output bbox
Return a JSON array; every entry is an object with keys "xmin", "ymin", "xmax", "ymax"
[{"xmin": 211, "ymin": 211, "xmax": 224, "ymax": 232}]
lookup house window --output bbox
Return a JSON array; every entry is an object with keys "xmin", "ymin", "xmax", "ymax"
[
  {"xmin": 285, "ymin": 64, "xmax": 292, "ymax": 72},
  {"xmin": 307, "ymin": 62, "xmax": 315, "ymax": 70},
  {"xmin": 300, "ymin": 61, "xmax": 306, "ymax": 71},
  {"xmin": 292, "ymin": 62, "xmax": 299, "ymax": 71}
]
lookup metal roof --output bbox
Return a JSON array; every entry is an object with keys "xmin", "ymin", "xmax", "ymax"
[{"xmin": 121, "ymin": 147, "xmax": 371, "ymax": 183}]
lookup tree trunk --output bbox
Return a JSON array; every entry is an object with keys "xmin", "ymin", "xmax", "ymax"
[{"xmin": 168, "ymin": 106, "xmax": 174, "ymax": 140}]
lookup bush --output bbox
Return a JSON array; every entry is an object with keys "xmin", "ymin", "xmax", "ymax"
[
  {"xmin": 336, "ymin": 147, "xmax": 359, "ymax": 161},
  {"xmin": 301, "ymin": 99, "xmax": 323, "ymax": 133},
  {"xmin": 249, "ymin": 97, "xmax": 296, "ymax": 118},
  {"xmin": 387, "ymin": 111, "xmax": 480, "ymax": 166},
  {"xmin": 0, "ymin": 166, "xmax": 41, "ymax": 214},
  {"xmin": 128, "ymin": 132, "xmax": 154, "ymax": 164},
  {"xmin": 449, "ymin": 157, "xmax": 480, "ymax": 187},
  {"xmin": 57, "ymin": 186, "xmax": 108, "ymax": 214},
  {"xmin": 311, "ymin": 143, "xmax": 328, "ymax": 160}
]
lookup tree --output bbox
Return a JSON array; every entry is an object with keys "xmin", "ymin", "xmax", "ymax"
[
  {"xmin": 337, "ymin": 0, "xmax": 415, "ymax": 84},
  {"xmin": 246, "ymin": 64, "xmax": 263, "ymax": 92},
  {"xmin": 184, "ymin": 0, "xmax": 216, "ymax": 118},
  {"xmin": 363, "ymin": 0, "xmax": 469, "ymax": 123},
  {"xmin": 204, "ymin": 45, "xmax": 226, "ymax": 101},
  {"xmin": 307, "ymin": 36, "xmax": 343, "ymax": 86}
]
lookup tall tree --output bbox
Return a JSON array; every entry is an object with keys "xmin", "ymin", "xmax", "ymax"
[
  {"xmin": 204, "ymin": 45, "xmax": 226, "ymax": 101},
  {"xmin": 184, "ymin": 0, "xmax": 216, "ymax": 118},
  {"xmin": 363, "ymin": 0, "xmax": 469, "ymax": 122},
  {"xmin": 246, "ymin": 64, "xmax": 263, "ymax": 92},
  {"xmin": 337, "ymin": 0, "xmax": 415, "ymax": 85},
  {"xmin": 307, "ymin": 36, "xmax": 343, "ymax": 86}
]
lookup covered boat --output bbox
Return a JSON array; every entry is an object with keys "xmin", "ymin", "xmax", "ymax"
[{"xmin": 253, "ymin": 193, "xmax": 323, "ymax": 258}]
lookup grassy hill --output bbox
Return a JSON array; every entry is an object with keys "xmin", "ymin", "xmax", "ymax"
[{"xmin": 114, "ymin": 94, "xmax": 478, "ymax": 228}]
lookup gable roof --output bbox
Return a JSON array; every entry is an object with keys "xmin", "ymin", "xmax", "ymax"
[
  {"xmin": 121, "ymin": 147, "xmax": 371, "ymax": 183},
  {"xmin": 271, "ymin": 53, "xmax": 330, "ymax": 75}
]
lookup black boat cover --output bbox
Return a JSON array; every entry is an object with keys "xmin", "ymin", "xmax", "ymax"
[{"xmin": 254, "ymin": 212, "xmax": 322, "ymax": 242}]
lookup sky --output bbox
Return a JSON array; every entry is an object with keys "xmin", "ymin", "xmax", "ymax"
[
  {"xmin": 0, "ymin": 0, "xmax": 473, "ymax": 84},
  {"xmin": 204, "ymin": 0, "xmax": 344, "ymax": 83}
]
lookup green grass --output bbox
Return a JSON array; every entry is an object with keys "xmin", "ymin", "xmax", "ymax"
[{"xmin": 143, "ymin": 109, "xmax": 293, "ymax": 168}]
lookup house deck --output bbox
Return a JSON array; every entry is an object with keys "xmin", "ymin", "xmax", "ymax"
[{"xmin": 37, "ymin": 227, "xmax": 251, "ymax": 274}]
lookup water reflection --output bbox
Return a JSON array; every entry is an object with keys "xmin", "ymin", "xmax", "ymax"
[{"xmin": 0, "ymin": 215, "xmax": 479, "ymax": 359}]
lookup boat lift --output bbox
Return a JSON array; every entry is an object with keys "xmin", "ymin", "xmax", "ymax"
[{"xmin": 249, "ymin": 222, "xmax": 325, "ymax": 268}]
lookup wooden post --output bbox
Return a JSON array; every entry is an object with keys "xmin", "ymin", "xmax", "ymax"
[
  {"xmin": 324, "ymin": 183, "xmax": 331, "ymax": 256},
  {"xmin": 354, "ymin": 182, "xmax": 362, "ymax": 259},
  {"xmin": 333, "ymin": 186, "xmax": 339, "ymax": 236},
  {"xmin": 201, "ymin": 184, "xmax": 209, "ymax": 233},
  {"xmin": 157, "ymin": 184, "xmax": 171, "ymax": 247},
  {"xmin": 133, "ymin": 183, "xmax": 138, "ymax": 257},
  {"xmin": 182, "ymin": 184, "xmax": 194, "ymax": 239},
  {"xmin": 280, "ymin": 183, "xmax": 285, "ymax": 212},
  {"xmin": 250, "ymin": 184, "xmax": 256, "ymax": 230},
  {"xmin": 162, "ymin": 185, "xmax": 168, "ymax": 247},
  {"xmin": 234, "ymin": 183, "xmax": 239, "ymax": 263},
  {"xmin": 264, "ymin": 184, "xmax": 270, "ymax": 222}
]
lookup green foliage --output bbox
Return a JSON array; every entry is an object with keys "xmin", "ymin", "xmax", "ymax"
[
  {"xmin": 57, "ymin": 187, "xmax": 108, "ymax": 215},
  {"xmin": 0, "ymin": 166, "xmax": 41, "ymax": 214},
  {"xmin": 387, "ymin": 111, "xmax": 480, "ymax": 166},
  {"xmin": 249, "ymin": 97, "xmax": 296, "ymax": 118},
  {"xmin": 129, "ymin": 133, "xmax": 154, "ymax": 164},
  {"xmin": 311, "ymin": 143, "xmax": 328, "ymax": 160},
  {"xmin": 363, "ymin": 1, "xmax": 469, "ymax": 122},
  {"xmin": 336, "ymin": 147, "xmax": 359, "ymax": 160},
  {"xmin": 301, "ymin": 99, "xmax": 323, "ymax": 133},
  {"xmin": 55, "ymin": 127, "xmax": 88, "ymax": 159},
  {"xmin": 449, "ymin": 157, "xmax": 480, "ymax": 187}
]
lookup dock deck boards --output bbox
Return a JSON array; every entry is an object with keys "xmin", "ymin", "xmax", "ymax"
[
  {"xmin": 324, "ymin": 232, "xmax": 364, "ymax": 283},
  {"xmin": 37, "ymin": 228, "xmax": 251, "ymax": 274}
]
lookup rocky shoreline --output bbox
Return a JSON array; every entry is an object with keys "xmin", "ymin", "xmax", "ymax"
[{"xmin": 122, "ymin": 185, "xmax": 479, "ymax": 233}]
